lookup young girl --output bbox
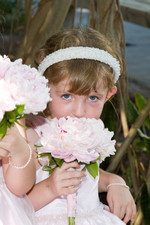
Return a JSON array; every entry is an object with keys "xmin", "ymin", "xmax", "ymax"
[{"xmin": 25, "ymin": 27, "xmax": 136, "ymax": 225}]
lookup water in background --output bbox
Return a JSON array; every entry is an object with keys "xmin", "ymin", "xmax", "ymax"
[{"xmin": 124, "ymin": 21, "xmax": 150, "ymax": 99}]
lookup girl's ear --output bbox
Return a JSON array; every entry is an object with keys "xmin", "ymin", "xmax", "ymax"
[{"xmin": 105, "ymin": 86, "xmax": 117, "ymax": 102}]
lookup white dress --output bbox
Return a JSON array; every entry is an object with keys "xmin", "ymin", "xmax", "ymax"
[
  {"xmin": 0, "ymin": 166, "xmax": 35, "ymax": 225},
  {"xmin": 34, "ymin": 121, "xmax": 125, "ymax": 225}
]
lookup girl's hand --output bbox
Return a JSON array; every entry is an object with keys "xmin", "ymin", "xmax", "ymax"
[
  {"xmin": 28, "ymin": 161, "xmax": 86, "ymax": 211},
  {"xmin": 46, "ymin": 161, "xmax": 86, "ymax": 198},
  {"xmin": 107, "ymin": 185, "xmax": 136, "ymax": 223},
  {"xmin": 0, "ymin": 121, "xmax": 27, "ymax": 159}
]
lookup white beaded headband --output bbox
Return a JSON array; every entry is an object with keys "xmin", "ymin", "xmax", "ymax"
[{"xmin": 38, "ymin": 46, "xmax": 120, "ymax": 83}]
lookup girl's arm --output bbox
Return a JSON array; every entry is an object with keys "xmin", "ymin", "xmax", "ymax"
[
  {"xmin": 28, "ymin": 161, "xmax": 86, "ymax": 211},
  {"xmin": 99, "ymin": 168, "xmax": 136, "ymax": 223},
  {"xmin": 0, "ymin": 122, "xmax": 36, "ymax": 196},
  {"xmin": 98, "ymin": 168, "xmax": 126, "ymax": 192}
]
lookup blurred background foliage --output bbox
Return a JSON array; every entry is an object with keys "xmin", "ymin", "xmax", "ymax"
[
  {"xmin": 0, "ymin": 0, "xmax": 24, "ymax": 30},
  {"xmin": 0, "ymin": 0, "xmax": 150, "ymax": 224}
]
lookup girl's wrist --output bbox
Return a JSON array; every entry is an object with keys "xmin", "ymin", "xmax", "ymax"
[
  {"xmin": 106, "ymin": 183, "xmax": 129, "ymax": 190},
  {"xmin": 45, "ymin": 177, "xmax": 58, "ymax": 202},
  {"xmin": 106, "ymin": 174, "xmax": 126, "ymax": 191},
  {"xmin": 98, "ymin": 169, "xmax": 126, "ymax": 192}
]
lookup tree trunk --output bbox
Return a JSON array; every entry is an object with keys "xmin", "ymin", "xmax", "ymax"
[{"xmin": 16, "ymin": 0, "xmax": 72, "ymax": 65}]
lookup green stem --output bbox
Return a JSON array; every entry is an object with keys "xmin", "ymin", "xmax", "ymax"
[
  {"xmin": 15, "ymin": 120, "xmax": 28, "ymax": 129},
  {"xmin": 68, "ymin": 217, "xmax": 75, "ymax": 225}
]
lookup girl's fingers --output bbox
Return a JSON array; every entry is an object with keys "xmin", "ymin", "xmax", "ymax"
[
  {"xmin": 61, "ymin": 161, "xmax": 80, "ymax": 170},
  {"xmin": 119, "ymin": 207, "xmax": 126, "ymax": 220},
  {"xmin": 63, "ymin": 170, "xmax": 86, "ymax": 180},
  {"xmin": 54, "ymin": 168, "xmax": 85, "ymax": 188},
  {"xmin": 108, "ymin": 198, "xmax": 114, "ymax": 214},
  {"xmin": 123, "ymin": 202, "xmax": 136, "ymax": 223},
  {"xmin": 58, "ymin": 162, "xmax": 86, "ymax": 180},
  {"xmin": 61, "ymin": 177, "xmax": 82, "ymax": 188},
  {"xmin": 123, "ymin": 205, "xmax": 132, "ymax": 224},
  {"xmin": 131, "ymin": 202, "xmax": 137, "ymax": 221},
  {"xmin": 113, "ymin": 204, "xmax": 122, "ymax": 219}
]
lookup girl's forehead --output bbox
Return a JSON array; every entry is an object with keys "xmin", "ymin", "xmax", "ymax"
[
  {"xmin": 53, "ymin": 79, "xmax": 70, "ymax": 91},
  {"xmin": 50, "ymin": 78, "xmax": 108, "ymax": 95}
]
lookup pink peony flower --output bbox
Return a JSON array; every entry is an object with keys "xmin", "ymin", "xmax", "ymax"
[
  {"xmin": 38, "ymin": 117, "xmax": 116, "ymax": 164},
  {"xmin": 0, "ymin": 55, "xmax": 12, "ymax": 79},
  {"xmin": 0, "ymin": 79, "xmax": 16, "ymax": 122},
  {"xmin": 0, "ymin": 55, "xmax": 51, "ymax": 118},
  {"xmin": 4, "ymin": 61, "xmax": 51, "ymax": 114},
  {"xmin": 0, "ymin": 55, "xmax": 51, "ymax": 136}
]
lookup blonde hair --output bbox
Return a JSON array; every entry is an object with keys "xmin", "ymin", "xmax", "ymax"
[{"xmin": 35, "ymin": 27, "xmax": 122, "ymax": 94}]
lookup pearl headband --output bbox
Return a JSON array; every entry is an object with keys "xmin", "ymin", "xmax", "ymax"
[{"xmin": 38, "ymin": 46, "xmax": 120, "ymax": 83}]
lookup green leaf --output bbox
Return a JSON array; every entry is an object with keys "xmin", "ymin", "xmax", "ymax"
[
  {"xmin": 144, "ymin": 116, "xmax": 150, "ymax": 130},
  {"xmin": 127, "ymin": 99, "xmax": 138, "ymax": 124},
  {"xmin": 82, "ymin": 166, "xmax": 86, "ymax": 171},
  {"xmin": 16, "ymin": 114, "xmax": 27, "ymax": 119},
  {"xmin": 14, "ymin": 105, "xmax": 24, "ymax": 114},
  {"xmin": 49, "ymin": 157, "xmax": 56, "ymax": 166},
  {"xmin": 140, "ymin": 183, "xmax": 150, "ymax": 225},
  {"xmin": 86, "ymin": 162, "xmax": 98, "ymax": 179},
  {"xmin": 35, "ymin": 145, "xmax": 43, "ymax": 148},
  {"xmin": 5, "ymin": 111, "xmax": 16, "ymax": 123},
  {"xmin": 48, "ymin": 168, "xmax": 56, "ymax": 175},
  {"xmin": 135, "ymin": 93, "xmax": 146, "ymax": 112},
  {"xmin": 37, "ymin": 152, "xmax": 51, "ymax": 158},
  {"xmin": 43, "ymin": 165, "xmax": 51, "ymax": 171},
  {"xmin": 135, "ymin": 93, "xmax": 150, "ymax": 129},
  {"xmin": 43, "ymin": 166, "xmax": 56, "ymax": 175},
  {"xmin": 0, "ymin": 118, "xmax": 7, "ymax": 138},
  {"xmin": 54, "ymin": 158, "xmax": 64, "ymax": 167},
  {"xmin": 97, "ymin": 156, "xmax": 101, "ymax": 161}
]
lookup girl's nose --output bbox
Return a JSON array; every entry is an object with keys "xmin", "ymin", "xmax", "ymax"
[{"xmin": 72, "ymin": 101, "xmax": 85, "ymax": 118}]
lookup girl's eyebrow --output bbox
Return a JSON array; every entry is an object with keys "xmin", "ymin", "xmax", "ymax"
[
  {"xmin": 55, "ymin": 89, "xmax": 70, "ymax": 94},
  {"xmin": 89, "ymin": 92, "xmax": 104, "ymax": 98}
]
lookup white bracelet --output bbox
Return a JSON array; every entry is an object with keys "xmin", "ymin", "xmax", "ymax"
[
  {"xmin": 9, "ymin": 144, "xmax": 32, "ymax": 169},
  {"xmin": 106, "ymin": 183, "xmax": 129, "ymax": 190}
]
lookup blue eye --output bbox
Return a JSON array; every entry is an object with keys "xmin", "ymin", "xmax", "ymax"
[
  {"xmin": 62, "ymin": 94, "xmax": 71, "ymax": 100},
  {"xmin": 88, "ymin": 96, "xmax": 98, "ymax": 101}
]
